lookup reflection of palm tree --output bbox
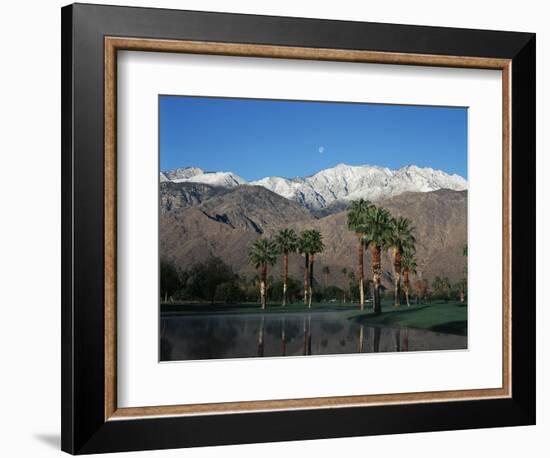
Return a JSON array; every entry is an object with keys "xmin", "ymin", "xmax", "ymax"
[
  {"xmin": 257, "ymin": 315, "xmax": 265, "ymax": 357},
  {"xmin": 274, "ymin": 228, "xmax": 299, "ymax": 307},
  {"xmin": 307, "ymin": 316, "xmax": 312, "ymax": 354},
  {"xmin": 302, "ymin": 316, "xmax": 308, "ymax": 355},
  {"xmin": 401, "ymin": 249, "xmax": 417, "ymax": 307},
  {"xmin": 302, "ymin": 315, "xmax": 313, "ymax": 355},
  {"xmin": 388, "ymin": 217, "xmax": 416, "ymax": 307},
  {"xmin": 373, "ymin": 326, "xmax": 381, "ymax": 352},
  {"xmin": 358, "ymin": 324, "xmax": 365, "ymax": 353},
  {"xmin": 248, "ymin": 238, "xmax": 278, "ymax": 309},
  {"xmin": 362, "ymin": 206, "xmax": 392, "ymax": 314},
  {"xmin": 347, "ymin": 199, "xmax": 371, "ymax": 307},
  {"xmin": 395, "ymin": 328, "xmax": 401, "ymax": 352},
  {"xmin": 281, "ymin": 317, "xmax": 286, "ymax": 356}
]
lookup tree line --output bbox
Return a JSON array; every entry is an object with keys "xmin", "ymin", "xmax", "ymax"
[
  {"xmin": 160, "ymin": 257, "xmax": 351, "ymax": 305},
  {"xmin": 160, "ymin": 256, "xmax": 466, "ymax": 306},
  {"xmin": 248, "ymin": 228, "xmax": 325, "ymax": 309},
  {"xmin": 247, "ymin": 199, "xmax": 418, "ymax": 314},
  {"xmin": 160, "ymin": 198, "xmax": 467, "ymax": 311}
]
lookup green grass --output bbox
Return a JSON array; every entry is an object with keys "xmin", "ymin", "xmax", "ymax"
[
  {"xmin": 348, "ymin": 300, "xmax": 467, "ymax": 336},
  {"xmin": 160, "ymin": 301, "xmax": 359, "ymax": 316}
]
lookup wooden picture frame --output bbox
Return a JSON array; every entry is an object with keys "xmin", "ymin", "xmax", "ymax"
[{"xmin": 62, "ymin": 3, "xmax": 535, "ymax": 454}]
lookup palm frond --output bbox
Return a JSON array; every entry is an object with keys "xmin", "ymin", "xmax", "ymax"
[
  {"xmin": 248, "ymin": 238, "xmax": 278, "ymax": 268},
  {"xmin": 274, "ymin": 228, "xmax": 299, "ymax": 254}
]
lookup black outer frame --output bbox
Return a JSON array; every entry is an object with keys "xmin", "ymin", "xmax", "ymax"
[{"xmin": 61, "ymin": 3, "xmax": 536, "ymax": 454}]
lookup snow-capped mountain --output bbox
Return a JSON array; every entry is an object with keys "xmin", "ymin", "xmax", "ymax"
[
  {"xmin": 160, "ymin": 163, "xmax": 467, "ymax": 210},
  {"xmin": 162, "ymin": 167, "xmax": 204, "ymax": 182},
  {"xmin": 160, "ymin": 167, "xmax": 246, "ymax": 188}
]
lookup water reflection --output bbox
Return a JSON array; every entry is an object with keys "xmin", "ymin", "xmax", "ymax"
[{"xmin": 160, "ymin": 311, "xmax": 467, "ymax": 362}]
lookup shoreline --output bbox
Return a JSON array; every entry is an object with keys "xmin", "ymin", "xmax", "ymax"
[{"xmin": 160, "ymin": 300, "xmax": 467, "ymax": 336}]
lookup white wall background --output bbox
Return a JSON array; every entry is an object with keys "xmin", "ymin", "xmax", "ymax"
[{"xmin": 0, "ymin": 0, "xmax": 544, "ymax": 456}]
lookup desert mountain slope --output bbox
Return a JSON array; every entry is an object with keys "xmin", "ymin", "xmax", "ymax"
[
  {"xmin": 160, "ymin": 181, "xmax": 228, "ymax": 213},
  {"xmin": 161, "ymin": 184, "xmax": 467, "ymax": 289},
  {"xmin": 196, "ymin": 185, "xmax": 313, "ymax": 233}
]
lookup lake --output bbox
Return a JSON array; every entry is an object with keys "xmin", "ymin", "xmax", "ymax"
[{"xmin": 160, "ymin": 311, "xmax": 467, "ymax": 361}]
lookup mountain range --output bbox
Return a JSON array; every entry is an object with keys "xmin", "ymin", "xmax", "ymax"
[
  {"xmin": 160, "ymin": 163, "xmax": 467, "ymax": 210},
  {"xmin": 160, "ymin": 163, "xmax": 468, "ymax": 288}
]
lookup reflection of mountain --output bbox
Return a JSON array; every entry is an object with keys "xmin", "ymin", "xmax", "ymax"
[{"xmin": 161, "ymin": 169, "xmax": 467, "ymax": 285}]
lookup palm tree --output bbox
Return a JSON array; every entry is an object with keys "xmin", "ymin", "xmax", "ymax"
[
  {"xmin": 414, "ymin": 278, "xmax": 429, "ymax": 304},
  {"xmin": 401, "ymin": 249, "xmax": 417, "ymax": 307},
  {"xmin": 298, "ymin": 230, "xmax": 313, "ymax": 306},
  {"xmin": 362, "ymin": 205, "xmax": 392, "ymax": 314},
  {"xmin": 248, "ymin": 238, "xmax": 278, "ymax": 309},
  {"xmin": 432, "ymin": 276, "xmax": 451, "ymax": 301},
  {"xmin": 274, "ymin": 228, "xmax": 299, "ymax": 306},
  {"xmin": 388, "ymin": 217, "xmax": 416, "ymax": 307},
  {"xmin": 347, "ymin": 199, "xmax": 371, "ymax": 308},
  {"xmin": 307, "ymin": 230, "xmax": 325, "ymax": 308}
]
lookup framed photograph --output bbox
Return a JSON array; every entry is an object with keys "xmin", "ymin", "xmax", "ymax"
[{"xmin": 61, "ymin": 3, "xmax": 536, "ymax": 454}]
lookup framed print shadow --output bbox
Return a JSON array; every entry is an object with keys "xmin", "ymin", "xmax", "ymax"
[{"xmin": 61, "ymin": 3, "xmax": 536, "ymax": 455}]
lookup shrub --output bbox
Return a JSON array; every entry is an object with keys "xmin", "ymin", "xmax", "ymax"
[{"xmin": 214, "ymin": 281, "xmax": 245, "ymax": 303}]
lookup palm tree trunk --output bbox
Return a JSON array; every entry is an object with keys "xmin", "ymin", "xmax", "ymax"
[
  {"xmin": 282, "ymin": 253, "xmax": 288, "ymax": 307},
  {"xmin": 303, "ymin": 254, "xmax": 309, "ymax": 305},
  {"xmin": 371, "ymin": 245, "xmax": 382, "ymax": 314},
  {"xmin": 357, "ymin": 236, "xmax": 364, "ymax": 309},
  {"xmin": 403, "ymin": 271, "xmax": 410, "ymax": 307},
  {"xmin": 393, "ymin": 248, "xmax": 402, "ymax": 307},
  {"xmin": 260, "ymin": 263, "xmax": 267, "ymax": 309},
  {"xmin": 308, "ymin": 254, "xmax": 315, "ymax": 308}
]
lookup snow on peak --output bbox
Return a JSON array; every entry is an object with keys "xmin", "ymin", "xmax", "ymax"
[
  {"xmin": 250, "ymin": 163, "xmax": 466, "ymax": 209},
  {"xmin": 183, "ymin": 171, "xmax": 247, "ymax": 187},
  {"xmin": 163, "ymin": 167, "xmax": 204, "ymax": 182},
  {"xmin": 160, "ymin": 167, "xmax": 246, "ymax": 188},
  {"xmin": 161, "ymin": 163, "xmax": 467, "ymax": 209}
]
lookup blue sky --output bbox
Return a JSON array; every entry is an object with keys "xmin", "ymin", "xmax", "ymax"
[{"xmin": 159, "ymin": 95, "xmax": 467, "ymax": 181}]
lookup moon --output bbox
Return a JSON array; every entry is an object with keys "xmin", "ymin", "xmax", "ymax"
[{"xmin": 318, "ymin": 146, "xmax": 325, "ymax": 154}]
